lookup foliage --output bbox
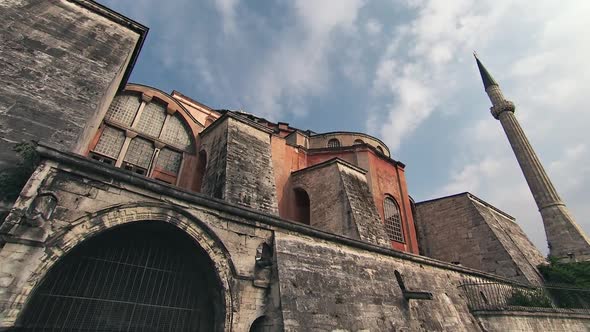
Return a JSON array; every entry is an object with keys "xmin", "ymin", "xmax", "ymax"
[
  {"xmin": 539, "ymin": 259, "xmax": 590, "ymax": 308},
  {"xmin": 507, "ymin": 288, "xmax": 553, "ymax": 308},
  {"xmin": 539, "ymin": 259, "xmax": 590, "ymax": 288},
  {"xmin": 0, "ymin": 142, "xmax": 39, "ymax": 203}
]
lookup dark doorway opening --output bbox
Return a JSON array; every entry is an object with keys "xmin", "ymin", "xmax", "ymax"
[
  {"xmin": 293, "ymin": 188, "xmax": 310, "ymax": 225},
  {"xmin": 18, "ymin": 221, "xmax": 223, "ymax": 331}
]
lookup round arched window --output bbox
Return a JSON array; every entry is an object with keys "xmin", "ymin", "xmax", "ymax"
[
  {"xmin": 327, "ymin": 138, "xmax": 341, "ymax": 148},
  {"xmin": 383, "ymin": 196, "xmax": 404, "ymax": 242},
  {"xmin": 353, "ymin": 139, "xmax": 364, "ymax": 145},
  {"xmin": 89, "ymin": 92, "xmax": 193, "ymax": 184},
  {"xmin": 376, "ymin": 146, "xmax": 384, "ymax": 154}
]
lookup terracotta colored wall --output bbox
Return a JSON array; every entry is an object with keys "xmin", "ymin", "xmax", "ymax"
[
  {"xmin": 363, "ymin": 151, "xmax": 418, "ymax": 254},
  {"xmin": 271, "ymin": 136, "xmax": 307, "ymax": 221},
  {"xmin": 272, "ymin": 138, "xmax": 419, "ymax": 254}
]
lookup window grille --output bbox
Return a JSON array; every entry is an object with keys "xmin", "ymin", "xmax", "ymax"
[
  {"xmin": 327, "ymin": 138, "xmax": 341, "ymax": 148},
  {"xmin": 124, "ymin": 137, "xmax": 154, "ymax": 169},
  {"xmin": 155, "ymin": 148, "xmax": 182, "ymax": 174},
  {"xmin": 93, "ymin": 126, "xmax": 125, "ymax": 159},
  {"xmin": 104, "ymin": 94, "xmax": 140, "ymax": 127},
  {"xmin": 161, "ymin": 115, "xmax": 191, "ymax": 150},
  {"xmin": 136, "ymin": 101, "xmax": 166, "ymax": 138},
  {"xmin": 384, "ymin": 196, "xmax": 404, "ymax": 242}
]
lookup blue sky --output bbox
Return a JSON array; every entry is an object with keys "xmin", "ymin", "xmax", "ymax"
[{"xmin": 100, "ymin": 0, "xmax": 590, "ymax": 254}]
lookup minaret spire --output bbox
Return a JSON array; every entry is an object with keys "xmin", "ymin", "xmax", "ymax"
[
  {"xmin": 475, "ymin": 54, "xmax": 590, "ymax": 261},
  {"xmin": 474, "ymin": 52, "xmax": 498, "ymax": 89}
]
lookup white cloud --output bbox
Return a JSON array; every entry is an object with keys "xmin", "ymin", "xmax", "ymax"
[
  {"xmin": 370, "ymin": 0, "xmax": 590, "ymax": 253},
  {"xmin": 365, "ymin": 19, "xmax": 382, "ymax": 36},
  {"xmin": 213, "ymin": 0, "xmax": 238, "ymax": 34},
  {"xmin": 243, "ymin": 0, "xmax": 366, "ymax": 118}
]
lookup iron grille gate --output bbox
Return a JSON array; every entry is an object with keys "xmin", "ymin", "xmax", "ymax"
[{"xmin": 19, "ymin": 222, "xmax": 218, "ymax": 331}]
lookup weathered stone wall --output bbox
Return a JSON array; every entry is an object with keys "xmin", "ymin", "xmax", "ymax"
[
  {"xmin": 291, "ymin": 159, "xmax": 389, "ymax": 247},
  {"xmin": 199, "ymin": 119, "xmax": 229, "ymax": 199},
  {"xmin": 474, "ymin": 310, "xmax": 590, "ymax": 332},
  {"xmin": 415, "ymin": 193, "xmax": 545, "ymax": 284},
  {"xmin": 0, "ymin": 151, "xmax": 276, "ymax": 330},
  {"xmin": 275, "ymin": 231, "xmax": 484, "ymax": 331},
  {"xmin": 291, "ymin": 161, "xmax": 352, "ymax": 238},
  {"xmin": 470, "ymin": 198, "xmax": 546, "ymax": 284},
  {"xmin": 0, "ymin": 0, "xmax": 145, "ymax": 169},
  {"xmin": 338, "ymin": 164, "xmax": 390, "ymax": 247},
  {"xmin": 225, "ymin": 117, "xmax": 279, "ymax": 214},
  {"xmin": 1, "ymin": 148, "xmax": 589, "ymax": 331}
]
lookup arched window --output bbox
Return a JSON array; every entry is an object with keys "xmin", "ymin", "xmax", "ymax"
[
  {"xmin": 384, "ymin": 196, "xmax": 404, "ymax": 242},
  {"xmin": 376, "ymin": 146, "xmax": 384, "ymax": 154},
  {"xmin": 89, "ymin": 92, "xmax": 193, "ymax": 184},
  {"xmin": 353, "ymin": 139, "xmax": 364, "ymax": 145},
  {"xmin": 327, "ymin": 138, "xmax": 341, "ymax": 148},
  {"xmin": 293, "ymin": 188, "xmax": 310, "ymax": 225}
]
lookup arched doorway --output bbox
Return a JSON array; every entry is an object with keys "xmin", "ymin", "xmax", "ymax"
[
  {"xmin": 293, "ymin": 188, "xmax": 310, "ymax": 225},
  {"xmin": 18, "ymin": 221, "xmax": 224, "ymax": 331}
]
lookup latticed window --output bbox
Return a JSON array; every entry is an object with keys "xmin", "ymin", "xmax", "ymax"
[
  {"xmin": 136, "ymin": 101, "xmax": 166, "ymax": 137},
  {"xmin": 384, "ymin": 196, "xmax": 404, "ymax": 242},
  {"xmin": 155, "ymin": 148, "xmax": 182, "ymax": 174},
  {"xmin": 104, "ymin": 94, "xmax": 140, "ymax": 127},
  {"xmin": 93, "ymin": 126, "xmax": 125, "ymax": 159},
  {"xmin": 161, "ymin": 114, "xmax": 192, "ymax": 150},
  {"xmin": 327, "ymin": 138, "xmax": 341, "ymax": 148},
  {"xmin": 90, "ymin": 92, "xmax": 195, "ymax": 182},
  {"xmin": 124, "ymin": 137, "xmax": 154, "ymax": 169}
]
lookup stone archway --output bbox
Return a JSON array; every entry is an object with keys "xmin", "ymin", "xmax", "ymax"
[{"xmin": 13, "ymin": 203, "xmax": 234, "ymax": 331}]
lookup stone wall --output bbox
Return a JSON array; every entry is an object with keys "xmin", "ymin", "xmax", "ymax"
[
  {"xmin": 0, "ymin": 148, "xmax": 278, "ymax": 330},
  {"xmin": 200, "ymin": 118, "xmax": 229, "ymax": 199},
  {"xmin": 474, "ymin": 310, "xmax": 590, "ymax": 332},
  {"xmin": 291, "ymin": 159, "xmax": 389, "ymax": 246},
  {"xmin": 0, "ymin": 0, "xmax": 145, "ymax": 169},
  {"xmin": 225, "ymin": 117, "xmax": 279, "ymax": 214},
  {"xmin": 0, "ymin": 147, "xmax": 589, "ymax": 331},
  {"xmin": 415, "ymin": 193, "xmax": 545, "ymax": 284}
]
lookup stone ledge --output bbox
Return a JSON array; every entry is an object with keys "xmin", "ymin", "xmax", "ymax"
[{"xmin": 472, "ymin": 308, "xmax": 590, "ymax": 320}]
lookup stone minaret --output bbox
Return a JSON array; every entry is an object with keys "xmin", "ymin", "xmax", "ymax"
[{"xmin": 474, "ymin": 54, "xmax": 590, "ymax": 261}]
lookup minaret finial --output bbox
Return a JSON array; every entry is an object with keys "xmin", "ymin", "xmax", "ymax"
[{"xmin": 474, "ymin": 54, "xmax": 499, "ymax": 89}]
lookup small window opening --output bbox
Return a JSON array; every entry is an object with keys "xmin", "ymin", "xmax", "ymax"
[
  {"xmin": 327, "ymin": 138, "xmax": 341, "ymax": 148},
  {"xmin": 353, "ymin": 139, "xmax": 364, "ymax": 145}
]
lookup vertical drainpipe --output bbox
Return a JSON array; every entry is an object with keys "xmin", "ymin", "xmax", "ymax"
[{"xmin": 395, "ymin": 163, "xmax": 414, "ymax": 253}]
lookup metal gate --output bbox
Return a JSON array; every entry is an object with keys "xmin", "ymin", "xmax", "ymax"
[{"xmin": 19, "ymin": 221, "xmax": 220, "ymax": 331}]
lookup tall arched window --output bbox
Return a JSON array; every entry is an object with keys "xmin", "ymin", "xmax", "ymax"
[
  {"xmin": 384, "ymin": 196, "xmax": 404, "ymax": 242},
  {"xmin": 89, "ymin": 92, "xmax": 193, "ymax": 184},
  {"xmin": 327, "ymin": 138, "xmax": 341, "ymax": 148}
]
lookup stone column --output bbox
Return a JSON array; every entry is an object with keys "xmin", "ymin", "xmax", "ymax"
[{"xmin": 486, "ymin": 85, "xmax": 590, "ymax": 261}]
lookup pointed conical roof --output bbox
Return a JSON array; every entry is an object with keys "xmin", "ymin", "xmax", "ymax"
[{"xmin": 474, "ymin": 53, "xmax": 499, "ymax": 89}]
